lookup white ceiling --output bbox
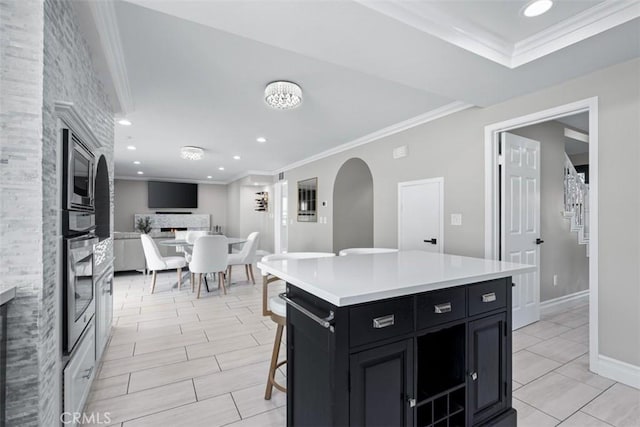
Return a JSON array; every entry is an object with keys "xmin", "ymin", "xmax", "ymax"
[{"xmin": 76, "ymin": 0, "xmax": 640, "ymax": 182}]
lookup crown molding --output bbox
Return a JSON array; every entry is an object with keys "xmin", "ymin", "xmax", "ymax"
[
  {"xmin": 275, "ymin": 101, "xmax": 472, "ymax": 174},
  {"xmin": 512, "ymin": 1, "xmax": 640, "ymax": 67},
  {"xmin": 87, "ymin": 0, "xmax": 135, "ymax": 114},
  {"xmin": 225, "ymin": 170, "xmax": 275, "ymax": 185},
  {"xmin": 114, "ymin": 175, "xmax": 227, "ymax": 185},
  {"xmin": 357, "ymin": 0, "xmax": 640, "ymax": 69}
]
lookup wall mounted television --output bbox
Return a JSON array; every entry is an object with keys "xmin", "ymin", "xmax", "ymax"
[{"xmin": 148, "ymin": 181, "xmax": 198, "ymax": 208}]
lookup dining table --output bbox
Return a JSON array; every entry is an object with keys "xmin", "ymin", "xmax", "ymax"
[{"xmin": 159, "ymin": 236, "xmax": 247, "ymax": 291}]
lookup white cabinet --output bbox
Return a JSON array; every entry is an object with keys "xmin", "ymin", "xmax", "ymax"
[
  {"xmin": 63, "ymin": 322, "xmax": 95, "ymax": 426},
  {"xmin": 95, "ymin": 270, "xmax": 113, "ymax": 361}
]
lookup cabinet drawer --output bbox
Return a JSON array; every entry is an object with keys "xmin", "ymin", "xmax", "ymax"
[
  {"xmin": 468, "ymin": 279, "xmax": 507, "ymax": 316},
  {"xmin": 417, "ymin": 286, "xmax": 466, "ymax": 329},
  {"xmin": 64, "ymin": 322, "xmax": 96, "ymax": 426},
  {"xmin": 349, "ymin": 297, "xmax": 413, "ymax": 347}
]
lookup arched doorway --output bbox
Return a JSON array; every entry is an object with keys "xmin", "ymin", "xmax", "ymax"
[
  {"xmin": 95, "ymin": 155, "xmax": 110, "ymax": 240},
  {"xmin": 333, "ymin": 158, "xmax": 373, "ymax": 253}
]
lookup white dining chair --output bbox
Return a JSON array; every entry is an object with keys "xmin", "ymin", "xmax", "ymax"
[
  {"xmin": 338, "ymin": 247, "xmax": 399, "ymax": 256},
  {"xmin": 227, "ymin": 232, "xmax": 260, "ymax": 285},
  {"xmin": 261, "ymin": 252, "xmax": 336, "ymax": 400},
  {"xmin": 186, "ymin": 230, "xmax": 209, "ymax": 245},
  {"xmin": 190, "ymin": 235, "xmax": 229, "ymax": 298},
  {"xmin": 140, "ymin": 234, "xmax": 187, "ymax": 293}
]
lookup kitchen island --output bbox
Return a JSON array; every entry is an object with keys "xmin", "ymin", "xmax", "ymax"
[{"xmin": 258, "ymin": 251, "xmax": 534, "ymax": 427}]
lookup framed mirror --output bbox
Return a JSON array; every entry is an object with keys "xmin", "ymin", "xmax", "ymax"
[{"xmin": 297, "ymin": 178, "xmax": 317, "ymax": 222}]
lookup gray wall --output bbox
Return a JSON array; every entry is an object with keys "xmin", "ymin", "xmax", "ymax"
[
  {"xmin": 114, "ymin": 179, "xmax": 227, "ymax": 232},
  {"xmin": 511, "ymin": 122, "xmax": 589, "ymax": 302},
  {"xmin": 225, "ymin": 179, "xmax": 274, "ymax": 253},
  {"xmin": 1, "ymin": 0, "xmax": 115, "ymax": 424},
  {"xmin": 283, "ymin": 59, "xmax": 640, "ymax": 367},
  {"xmin": 333, "ymin": 158, "xmax": 374, "ymax": 253}
]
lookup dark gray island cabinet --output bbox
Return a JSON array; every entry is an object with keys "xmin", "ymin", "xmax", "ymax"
[{"xmin": 258, "ymin": 251, "xmax": 534, "ymax": 427}]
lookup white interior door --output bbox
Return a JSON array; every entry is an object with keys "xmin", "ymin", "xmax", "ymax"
[
  {"xmin": 398, "ymin": 178, "xmax": 443, "ymax": 252},
  {"xmin": 274, "ymin": 180, "xmax": 288, "ymax": 253},
  {"xmin": 501, "ymin": 132, "xmax": 541, "ymax": 330}
]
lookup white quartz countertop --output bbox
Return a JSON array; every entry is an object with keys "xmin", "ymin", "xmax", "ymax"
[
  {"xmin": 0, "ymin": 285, "xmax": 16, "ymax": 306},
  {"xmin": 258, "ymin": 251, "xmax": 535, "ymax": 307}
]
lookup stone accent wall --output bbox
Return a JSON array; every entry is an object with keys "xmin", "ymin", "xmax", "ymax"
[
  {"xmin": 0, "ymin": 1, "xmax": 45, "ymax": 425},
  {"xmin": 42, "ymin": 1, "xmax": 114, "ymax": 425},
  {"xmin": 1, "ymin": 0, "xmax": 114, "ymax": 425}
]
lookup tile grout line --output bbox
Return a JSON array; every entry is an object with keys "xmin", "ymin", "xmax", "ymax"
[{"xmin": 557, "ymin": 382, "xmax": 617, "ymax": 425}]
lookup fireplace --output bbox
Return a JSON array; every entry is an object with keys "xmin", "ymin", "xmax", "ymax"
[{"xmin": 161, "ymin": 227, "xmax": 187, "ymax": 232}]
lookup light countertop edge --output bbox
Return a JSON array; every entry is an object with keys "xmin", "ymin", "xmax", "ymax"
[
  {"xmin": 0, "ymin": 285, "xmax": 17, "ymax": 306},
  {"xmin": 258, "ymin": 251, "xmax": 535, "ymax": 307}
]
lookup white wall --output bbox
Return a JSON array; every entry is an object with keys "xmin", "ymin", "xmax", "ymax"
[
  {"xmin": 511, "ymin": 121, "xmax": 589, "ymax": 302},
  {"xmin": 226, "ymin": 178, "xmax": 274, "ymax": 252},
  {"xmin": 114, "ymin": 179, "xmax": 227, "ymax": 232},
  {"xmin": 283, "ymin": 59, "xmax": 640, "ymax": 367}
]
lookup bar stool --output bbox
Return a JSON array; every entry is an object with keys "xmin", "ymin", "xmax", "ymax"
[{"xmin": 261, "ymin": 252, "xmax": 336, "ymax": 400}]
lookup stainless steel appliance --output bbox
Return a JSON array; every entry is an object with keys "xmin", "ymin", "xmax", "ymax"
[
  {"xmin": 62, "ymin": 128, "xmax": 95, "ymax": 212},
  {"xmin": 63, "ymin": 232, "xmax": 97, "ymax": 353}
]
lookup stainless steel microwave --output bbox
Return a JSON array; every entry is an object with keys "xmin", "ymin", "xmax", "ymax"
[{"xmin": 62, "ymin": 128, "xmax": 95, "ymax": 212}]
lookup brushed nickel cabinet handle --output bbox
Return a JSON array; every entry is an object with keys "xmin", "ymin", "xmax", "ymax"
[
  {"xmin": 434, "ymin": 302, "xmax": 452, "ymax": 314},
  {"xmin": 482, "ymin": 292, "xmax": 497, "ymax": 303},
  {"xmin": 373, "ymin": 314, "xmax": 395, "ymax": 329}
]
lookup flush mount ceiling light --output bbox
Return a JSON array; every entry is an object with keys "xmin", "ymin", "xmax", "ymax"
[
  {"xmin": 264, "ymin": 81, "xmax": 302, "ymax": 110},
  {"xmin": 522, "ymin": 0, "xmax": 553, "ymax": 17},
  {"xmin": 180, "ymin": 146, "xmax": 204, "ymax": 160}
]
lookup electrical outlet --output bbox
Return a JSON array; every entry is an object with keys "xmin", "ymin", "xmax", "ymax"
[
  {"xmin": 553, "ymin": 274, "xmax": 558, "ymax": 286},
  {"xmin": 451, "ymin": 213, "xmax": 462, "ymax": 226}
]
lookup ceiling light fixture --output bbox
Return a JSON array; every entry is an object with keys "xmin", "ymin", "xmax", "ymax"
[
  {"xmin": 133, "ymin": 160, "xmax": 141, "ymax": 165},
  {"xmin": 523, "ymin": 0, "xmax": 553, "ymax": 17},
  {"xmin": 137, "ymin": 171, "xmax": 143, "ymax": 175},
  {"xmin": 207, "ymin": 175, "xmax": 212, "ymax": 179},
  {"xmin": 264, "ymin": 81, "xmax": 302, "ymax": 110},
  {"xmin": 118, "ymin": 118, "xmax": 132, "ymax": 126},
  {"xmin": 233, "ymin": 155, "xmax": 241, "ymax": 160},
  {"xmin": 218, "ymin": 167, "xmax": 225, "ymax": 171},
  {"xmin": 127, "ymin": 145, "xmax": 136, "ymax": 150},
  {"xmin": 180, "ymin": 146, "xmax": 204, "ymax": 160},
  {"xmin": 256, "ymin": 137, "xmax": 267, "ymax": 143}
]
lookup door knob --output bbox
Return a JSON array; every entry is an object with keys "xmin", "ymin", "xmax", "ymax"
[
  {"xmin": 424, "ymin": 238, "xmax": 437, "ymax": 245},
  {"xmin": 536, "ymin": 238, "xmax": 544, "ymax": 245},
  {"xmin": 470, "ymin": 372, "xmax": 478, "ymax": 381}
]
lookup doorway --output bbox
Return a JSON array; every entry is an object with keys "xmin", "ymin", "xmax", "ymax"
[
  {"xmin": 398, "ymin": 177, "xmax": 444, "ymax": 252},
  {"xmin": 484, "ymin": 97, "xmax": 598, "ymax": 369},
  {"xmin": 274, "ymin": 180, "xmax": 288, "ymax": 254},
  {"xmin": 333, "ymin": 158, "xmax": 374, "ymax": 253}
]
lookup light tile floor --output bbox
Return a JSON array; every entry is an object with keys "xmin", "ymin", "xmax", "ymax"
[{"xmin": 84, "ymin": 271, "xmax": 639, "ymax": 426}]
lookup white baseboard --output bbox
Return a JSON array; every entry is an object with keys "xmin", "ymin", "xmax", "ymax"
[
  {"xmin": 595, "ymin": 354, "xmax": 640, "ymax": 389},
  {"xmin": 540, "ymin": 289, "xmax": 590, "ymax": 315}
]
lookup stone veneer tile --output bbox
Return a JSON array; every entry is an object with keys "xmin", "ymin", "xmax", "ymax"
[{"xmin": 1, "ymin": 0, "xmax": 115, "ymax": 424}]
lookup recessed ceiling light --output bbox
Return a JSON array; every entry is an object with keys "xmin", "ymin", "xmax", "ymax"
[
  {"xmin": 127, "ymin": 145, "xmax": 136, "ymax": 150},
  {"xmin": 523, "ymin": 0, "xmax": 553, "ymax": 17},
  {"xmin": 256, "ymin": 137, "xmax": 267, "ymax": 143},
  {"xmin": 118, "ymin": 119, "xmax": 132, "ymax": 126},
  {"xmin": 233, "ymin": 155, "xmax": 241, "ymax": 160},
  {"xmin": 218, "ymin": 167, "xmax": 225, "ymax": 171},
  {"xmin": 207, "ymin": 175, "xmax": 212, "ymax": 179},
  {"xmin": 133, "ymin": 160, "xmax": 141, "ymax": 165},
  {"xmin": 137, "ymin": 171, "xmax": 143, "ymax": 175}
]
